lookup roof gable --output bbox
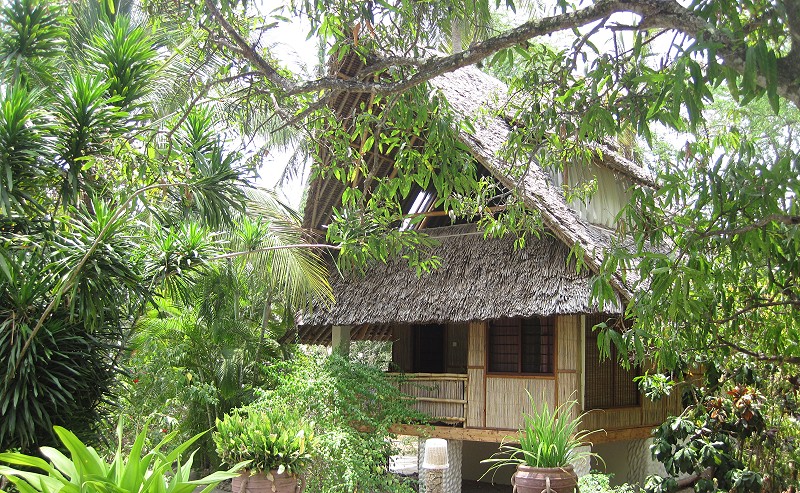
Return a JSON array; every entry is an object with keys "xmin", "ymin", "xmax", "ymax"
[{"xmin": 302, "ymin": 53, "xmax": 656, "ymax": 318}]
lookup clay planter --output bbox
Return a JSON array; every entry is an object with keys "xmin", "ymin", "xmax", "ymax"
[
  {"xmin": 231, "ymin": 471, "xmax": 304, "ymax": 493},
  {"xmin": 511, "ymin": 464, "xmax": 577, "ymax": 493}
]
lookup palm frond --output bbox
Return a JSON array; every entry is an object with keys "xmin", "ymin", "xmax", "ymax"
[
  {"xmin": 0, "ymin": 84, "xmax": 56, "ymax": 215},
  {"xmin": 233, "ymin": 188, "xmax": 333, "ymax": 309}
]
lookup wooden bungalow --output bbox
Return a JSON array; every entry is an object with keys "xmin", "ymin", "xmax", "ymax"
[{"xmin": 295, "ymin": 53, "xmax": 681, "ymax": 489}]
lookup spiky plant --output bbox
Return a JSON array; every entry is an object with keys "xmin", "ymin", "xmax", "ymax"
[{"xmin": 481, "ymin": 393, "xmax": 599, "ymax": 479}]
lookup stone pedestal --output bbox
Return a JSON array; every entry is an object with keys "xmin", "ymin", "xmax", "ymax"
[
  {"xmin": 571, "ymin": 445, "xmax": 592, "ymax": 477},
  {"xmin": 418, "ymin": 438, "xmax": 462, "ymax": 493}
]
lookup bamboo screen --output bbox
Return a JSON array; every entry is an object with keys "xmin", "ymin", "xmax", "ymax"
[
  {"xmin": 584, "ymin": 314, "xmax": 639, "ymax": 409},
  {"xmin": 487, "ymin": 316, "xmax": 554, "ymax": 374}
]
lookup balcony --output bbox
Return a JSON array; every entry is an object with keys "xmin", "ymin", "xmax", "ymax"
[{"xmin": 390, "ymin": 373, "xmax": 468, "ymax": 425}]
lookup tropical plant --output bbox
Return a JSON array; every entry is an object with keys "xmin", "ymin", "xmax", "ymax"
[
  {"xmin": 0, "ymin": 0, "xmax": 255, "ymax": 453},
  {"xmin": 642, "ymin": 361, "xmax": 800, "ymax": 493},
  {"xmin": 214, "ymin": 407, "xmax": 315, "ymax": 477},
  {"xmin": 152, "ymin": 0, "xmax": 800, "ymax": 488},
  {"xmin": 0, "ymin": 423, "xmax": 246, "ymax": 493},
  {"xmin": 256, "ymin": 353, "xmax": 422, "ymax": 493},
  {"xmin": 482, "ymin": 395, "xmax": 596, "ymax": 474},
  {"xmin": 578, "ymin": 473, "xmax": 637, "ymax": 493},
  {"xmin": 118, "ymin": 190, "xmax": 331, "ymax": 468}
]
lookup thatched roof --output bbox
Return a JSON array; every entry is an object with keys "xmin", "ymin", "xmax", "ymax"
[
  {"xmin": 299, "ymin": 224, "xmax": 612, "ymax": 329},
  {"xmin": 427, "ymin": 65, "xmax": 639, "ymax": 298},
  {"xmin": 299, "ymin": 53, "xmax": 654, "ymax": 332}
]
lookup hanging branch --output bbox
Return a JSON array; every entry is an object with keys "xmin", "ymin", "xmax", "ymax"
[{"xmin": 204, "ymin": 0, "xmax": 800, "ymax": 107}]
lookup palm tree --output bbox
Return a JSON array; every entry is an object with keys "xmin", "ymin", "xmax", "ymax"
[
  {"xmin": 0, "ymin": 0, "xmax": 328, "ymax": 452},
  {"xmin": 124, "ymin": 189, "xmax": 331, "ymax": 468}
]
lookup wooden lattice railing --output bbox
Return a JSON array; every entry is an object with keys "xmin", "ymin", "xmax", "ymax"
[{"xmin": 388, "ymin": 373, "xmax": 468, "ymax": 425}]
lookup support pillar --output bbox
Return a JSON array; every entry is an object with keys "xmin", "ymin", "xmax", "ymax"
[
  {"xmin": 331, "ymin": 325, "xmax": 351, "ymax": 357},
  {"xmin": 418, "ymin": 438, "xmax": 462, "ymax": 493}
]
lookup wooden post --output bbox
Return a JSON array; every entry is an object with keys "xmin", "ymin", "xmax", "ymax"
[{"xmin": 331, "ymin": 325, "xmax": 351, "ymax": 357}]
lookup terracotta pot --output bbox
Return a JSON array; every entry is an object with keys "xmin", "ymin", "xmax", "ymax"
[
  {"xmin": 512, "ymin": 464, "xmax": 577, "ymax": 493},
  {"xmin": 231, "ymin": 470, "xmax": 304, "ymax": 493}
]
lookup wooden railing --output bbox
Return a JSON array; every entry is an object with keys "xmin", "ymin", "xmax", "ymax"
[{"xmin": 389, "ymin": 373, "xmax": 468, "ymax": 425}]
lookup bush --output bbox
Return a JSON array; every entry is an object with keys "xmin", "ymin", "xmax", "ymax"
[
  {"xmin": 255, "ymin": 353, "xmax": 425, "ymax": 493},
  {"xmin": 0, "ymin": 423, "xmax": 244, "ymax": 493},
  {"xmin": 643, "ymin": 362, "xmax": 800, "ymax": 492},
  {"xmin": 214, "ymin": 407, "xmax": 315, "ymax": 476},
  {"xmin": 579, "ymin": 473, "xmax": 638, "ymax": 493}
]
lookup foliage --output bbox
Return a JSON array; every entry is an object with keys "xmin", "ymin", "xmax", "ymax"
[
  {"xmin": 0, "ymin": 423, "xmax": 245, "ymax": 493},
  {"xmin": 643, "ymin": 363, "xmax": 799, "ymax": 493},
  {"xmin": 118, "ymin": 190, "xmax": 331, "ymax": 468},
  {"xmin": 214, "ymin": 407, "xmax": 314, "ymax": 476},
  {"xmin": 5, "ymin": 0, "xmax": 800, "ymax": 488},
  {"xmin": 185, "ymin": 0, "xmax": 800, "ymax": 367},
  {"xmin": 0, "ymin": 0, "xmax": 329, "ymax": 455},
  {"xmin": 255, "ymin": 353, "xmax": 423, "ymax": 493},
  {"xmin": 578, "ymin": 473, "xmax": 637, "ymax": 493},
  {"xmin": 0, "ymin": 0, "xmax": 241, "ymax": 463},
  {"xmin": 482, "ymin": 396, "xmax": 595, "ymax": 476}
]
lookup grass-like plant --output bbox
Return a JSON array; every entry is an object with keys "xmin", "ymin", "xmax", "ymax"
[
  {"xmin": 0, "ymin": 422, "xmax": 246, "ymax": 493},
  {"xmin": 482, "ymin": 393, "xmax": 598, "ymax": 477},
  {"xmin": 213, "ymin": 406, "xmax": 315, "ymax": 477}
]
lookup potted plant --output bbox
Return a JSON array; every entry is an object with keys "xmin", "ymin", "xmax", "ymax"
[
  {"xmin": 0, "ymin": 423, "xmax": 245, "ymax": 493},
  {"xmin": 213, "ymin": 406, "xmax": 315, "ymax": 493},
  {"xmin": 482, "ymin": 394, "xmax": 597, "ymax": 493}
]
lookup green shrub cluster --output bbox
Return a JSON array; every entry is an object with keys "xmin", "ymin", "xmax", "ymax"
[
  {"xmin": 254, "ymin": 353, "xmax": 425, "ymax": 493},
  {"xmin": 578, "ymin": 473, "xmax": 637, "ymax": 493},
  {"xmin": 214, "ymin": 407, "xmax": 314, "ymax": 476},
  {"xmin": 0, "ymin": 424, "xmax": 243, "ymax": 493}
]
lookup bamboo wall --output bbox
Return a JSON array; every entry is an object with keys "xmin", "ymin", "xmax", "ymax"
[
  {"xmin": 485, "ymin": 377, "xmax": 555, "ymax": 429},
  {"xmin": 581, "ymin": 391, "xmax": 683, "ymax": 432},
  {"xmin": 557, "ymin": 315, "xmax": 582, "ymax": 421},
  {"xmin": 467, "ymin": 321, "xmax": 486, "ymax": 428},
  {"xmin": 392, "ymin": 315, "xmax": 682, "ymax": 438}
]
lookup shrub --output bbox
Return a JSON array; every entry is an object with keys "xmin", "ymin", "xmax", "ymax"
[
  {"xmin": 256, "ymin": 353, "xmax": 424, "ymax": 493},
  {"xmin": 579, "ymin": 473, "xmax": 638, "ymax": 493},
  {"xmin": 214, "ymin": 407, "xmax": 314, "ymax": 476},
  {"xmin": 0, "ymin": 423, "xmax": 244, "ymax": 493}
]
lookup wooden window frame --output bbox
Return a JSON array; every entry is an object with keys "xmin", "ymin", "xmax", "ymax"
[{"xmin": 486, "ymin": 316, "xmax": 555, "ymax": 376}]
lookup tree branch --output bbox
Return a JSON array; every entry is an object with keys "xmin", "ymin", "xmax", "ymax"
[
  {"xmin": 713, "ymin": 299, "xmax": 800, "ymax": 324},
  {"xmin": 204, "ymin": 0, "xmax": 292, "ymax": 93},
  {"xmin": 696, "ymin": 214, "xmax": 800, "ymax": 239},
  {"xmin": 717, "ymin": 336, "xmax": 800, "ymax": 365},
  {"xmin": 204, "ymin": 0, "xmax": 800, "ymax": 107}
]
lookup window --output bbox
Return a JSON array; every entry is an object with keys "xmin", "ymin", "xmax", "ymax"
[
  {"xmin": 487, "ymin": 317, "xmax": 554, "ymax": 374},
  {"xmin": 584, "ymin": 314, "xmax": 640, "ymax": 409}
]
